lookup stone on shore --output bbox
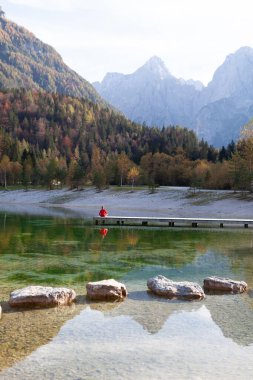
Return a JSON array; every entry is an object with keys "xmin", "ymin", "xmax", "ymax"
[
  {"xmin": 0, "ymin": 305, "xmax": 1, "ymax": 319},
  {"xmin": 86, "ymin": 279, "xmax": 128, "ymax": 301},
  {"xmin": 147, "ymin": 275, "xmax": 205, "ymax": 300},
  {"xmin": 203, "ymin": 276, "xmax": 247, "ymax": 293},
  {"xmin": 9, "ymin": 286, "xmax": 76, "ymax": 307}
]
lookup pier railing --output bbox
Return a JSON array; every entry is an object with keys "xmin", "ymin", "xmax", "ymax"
[{"xmin": 93, "ymin": 216, "xmax": 253, "ymax": 228}]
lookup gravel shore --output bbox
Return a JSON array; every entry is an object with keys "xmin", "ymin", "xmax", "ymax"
[{"xmin": 0, "ymin": 187, "xmax": 253, "ymax": 219}]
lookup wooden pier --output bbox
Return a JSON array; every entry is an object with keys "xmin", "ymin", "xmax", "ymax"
[{"xmin": 93, "ymin": 216, "xmax": 253, "ymax": 228}]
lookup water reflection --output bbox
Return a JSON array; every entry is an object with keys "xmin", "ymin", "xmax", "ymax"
[
  {"xmin": 0, "ymin": 297, "xmax": 118, "ymax": 372},
  {"xmin": 99, "ymin": 228, "xmax": 108, "ymax": 239},
  {"xmin": 1, "ymin": 302, "xmax": 253, "ymax": 380},
  {"xmin": 1, "ymin": 212, "xmax": 253, "ymax": 377},
  {"xmin": 1, "ymin": 213, "xmax": 253, "ymax": 290},
  {"xmin": 116, "ymin": 291, "xmax": 253, "ymax": 346}
]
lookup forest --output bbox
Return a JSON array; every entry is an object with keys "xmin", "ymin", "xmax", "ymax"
[{"xmin": 0, "ymin": 88, "xmax": 252, "ymax": 191}]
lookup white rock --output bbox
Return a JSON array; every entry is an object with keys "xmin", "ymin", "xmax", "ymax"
[
  {"xmin": 86, "ymin": 279, "xmax": 127, "ymax": 301},
  {"xmin": 9, "ymin": 286, "xmax": 76, "ymax": 307},
  {"xmin": 0, "ymin": 305, "xmax": 2, "ymax": 319},
  {"xmin": 203, "ymin": 276, "xmax": 247, "ymax": 293},
  {"xmin": 147, "ymin": 275, "xmax": 205, "ymax": 300}
]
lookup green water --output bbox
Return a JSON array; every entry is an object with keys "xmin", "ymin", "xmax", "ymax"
[{"xmin": 0, "ymin": 212, "xmax": 253, "ymax": 379}]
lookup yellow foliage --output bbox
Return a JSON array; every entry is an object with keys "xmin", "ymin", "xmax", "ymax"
[
  {"xmin": 241, "ymin": 119, "xmax": 253, "ymax": 140},
  {"xmin": 127, "ymin": 166, "xmax": 140, "ymax": 186}
]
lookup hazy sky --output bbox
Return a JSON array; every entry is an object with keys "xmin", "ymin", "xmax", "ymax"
[{"xmin": 1, "ymin": 0, "xmax": 253, "ymax": 85}]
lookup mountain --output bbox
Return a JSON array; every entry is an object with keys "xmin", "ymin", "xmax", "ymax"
[
  {"xmin": 94, "ymin": 48, "xmax": 253, "ymax": 146},
  {"xmin": 94, "ymin": 56, "xmax": 202, "ymax": 130},
  {"xmin": 204, "ymin": 47, "xmax": 253, "ymax": 103},
  {"xmin": 196, "ymin": 47, "xmax": 253, "ymax": 144},
  {"xmin": 0, "ymin": 12, "xmax": 102, "ymax": 103}
]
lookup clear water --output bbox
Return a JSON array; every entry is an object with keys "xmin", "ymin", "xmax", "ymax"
[{"xmin": 0, "ymin": 212, "xmax": 253, "ymax": 379}]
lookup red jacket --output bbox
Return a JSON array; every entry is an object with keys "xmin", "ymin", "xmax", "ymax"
[{"xmin": 99, "ymin": 208, "xmax": 108, "ymax": 217}]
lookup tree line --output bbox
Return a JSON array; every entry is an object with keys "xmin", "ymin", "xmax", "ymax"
[{"xmin": 0, "ymin": 88, "xmax": 251, "ymax": 191}]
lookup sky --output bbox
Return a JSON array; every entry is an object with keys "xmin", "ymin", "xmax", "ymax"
[{"xmin": 1, "ymin": 0, "xmax": 253, "ymax": 85}]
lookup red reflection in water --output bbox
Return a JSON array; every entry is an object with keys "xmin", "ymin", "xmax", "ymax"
[{"xmin": 99, "ymin": 228, "xmax": 108, "ymax": 239}]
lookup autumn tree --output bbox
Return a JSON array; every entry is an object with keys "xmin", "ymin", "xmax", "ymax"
[
  {"xmin": 45, "ymin": 158, "xmax": 58, "ymax": 189},
  {"xmin": 91, "ymin": 145, "xmax": 106, "ymax": 190},
  {"xmin": 204, "ymin": 161, "xmax": 231, "ymax": 189},
  {"xmin": 22, "ymin": 157, "xmax": 33, "ymax": 189},
  {"xmin": 229, "ymin": 120, "xmax": 253, "ymax": 191},
  {"xmin": 10, "ymin": 161, "xmax": 22, "ymax": 185},
  {"xmin": 0, "ymin": 155, "xmax": 10, "ymax": 189},
  {"xmin": 55, "ymin": 157, "xmax": 67, "ymax": 187},
  {"xmin": 140, "ymin": 152, "xmax": 155, "ymax": 188},
  {"xmin": 229, "ymin": 152, "xmax": 250, "ymax": 191},
  {"xmin": 117, "ymin": 152, "xmax": 132, "ymax": 186},
  {"xmin": 67, "ymin": 158, "xmax": 84, "ymax": 190},
  {"xmin": 127, "ymin": 167, "xmax": 140, "ymax": 189},
  {"xmin": 190, "ymin": 160, "xmax": 210, "ymax": 192}
]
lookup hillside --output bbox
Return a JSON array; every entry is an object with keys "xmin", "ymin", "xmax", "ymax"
[
  {"xmin": 0, "ymin": 88, "xmax": 223, "ymax": 190},
  {"xmin": 94, "ymin": 48, "xmax": 253, "ymax": 146},
  {"xmin": 0, "ymin": 88, "xmax": 208, "ymax": 164},
  {"xmin": 0, "ymin": 12, "xmax": 102, "ymax": 103}
]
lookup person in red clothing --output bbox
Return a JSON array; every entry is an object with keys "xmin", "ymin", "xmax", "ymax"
[{"xmin": 99, "ymin": 206, "xmax": 108, "ymax": 217}]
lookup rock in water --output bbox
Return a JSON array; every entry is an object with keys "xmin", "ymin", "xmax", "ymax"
[
  {"xmin": 147, "ymin": 275, "xmax": 205, "ymax": 300},
  {"xmin": 86, "ymin": 279, "xmax": 128, "ymax": 301},
  {"xmin": 203, "ymin": 276, "xmax": 247, "ymax": 293},
  {"xmin": 9, "ymin": 286, "xmax": 76, "ymax": 307}
]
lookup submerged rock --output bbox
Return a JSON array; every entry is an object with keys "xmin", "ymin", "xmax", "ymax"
[
  {"xmin": 203, "ymin": 276, "xmax": 247, "ymax": 293},
  {"xmin": 86, "ymin": 279, "xmax": 128, "ymax": 301},
  {"xmin": 9, "ymin": 286, "xmax": 76, "ymax": 307},
  {"xmin": 147, "ymin": 275, "xmax": 205, "ymax": 300}
]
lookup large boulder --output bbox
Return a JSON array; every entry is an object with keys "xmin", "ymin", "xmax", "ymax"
[
  {"xmin": 203, "ymin": 276, "xmax": 247, "ymax": 293},
  {"xmin": 9, "ymin": 286, "xmax": 76, "ymax": 307},
  {"xmin": 86, "ymin": 279, "xmax": 128, "ymax": 301},
  {"xmin": 147, "ymin": 275, "xmax": 205, "ymax": 300}
]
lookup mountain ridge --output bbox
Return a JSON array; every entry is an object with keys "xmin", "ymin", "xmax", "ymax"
[
  {"xmin": 94, "ymin": 47, "xmax": 253, "ymax": 146},
  {"xmin": 0, "ymin": 13, "xmax": 103, "ymax": 103}
]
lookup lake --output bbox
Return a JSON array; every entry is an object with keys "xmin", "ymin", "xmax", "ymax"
[{"xmin": 0, "ymin": 212, "xmax": 253, "ymax": 379}]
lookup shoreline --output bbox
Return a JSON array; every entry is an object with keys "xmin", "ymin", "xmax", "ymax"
[{"xmin": 0, "ymin": 186, "xmax": 253, "ymax": 219}]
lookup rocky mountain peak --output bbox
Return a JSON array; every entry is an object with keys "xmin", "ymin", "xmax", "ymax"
[
  {"xmin": 137, "ymin": 55, "xmax": 171, "ymax": 80},
  {"xmin": 206, "ymin": 46, "xmax": 253, "ymax": 102}
]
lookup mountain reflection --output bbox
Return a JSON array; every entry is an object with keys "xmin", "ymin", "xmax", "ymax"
[{"xmin": 1, "ymin": 302, "xmax": 253, "ymax": 380}]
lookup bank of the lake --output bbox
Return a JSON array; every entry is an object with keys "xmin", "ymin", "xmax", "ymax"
[{"xmin": 0, "ymin": 186, "xmax": 253, "ymax": 219}]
